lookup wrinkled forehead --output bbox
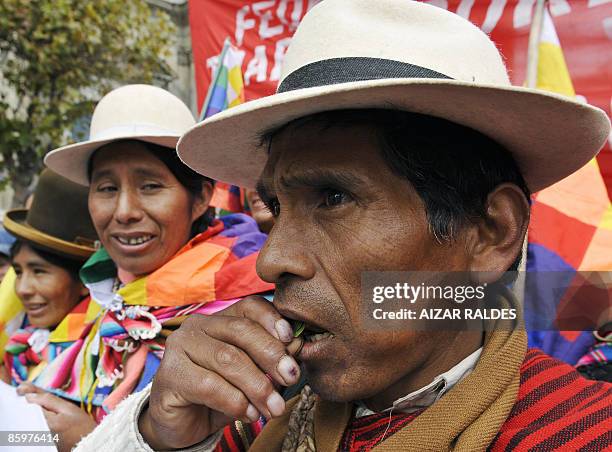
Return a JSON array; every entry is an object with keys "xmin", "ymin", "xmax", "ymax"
[{"xmin": 258, "ymin": 121, "xmax": 382, "ymax": 189}]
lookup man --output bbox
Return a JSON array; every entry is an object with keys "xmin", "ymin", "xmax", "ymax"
[{"xmin": 76, "ymin": 1, "xmax": 611, "ymax": 450}]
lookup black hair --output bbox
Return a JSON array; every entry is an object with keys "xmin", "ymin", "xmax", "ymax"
[
  {"xmin": 141, "ymin": 142, "xmax": 216, "ymax": 236},
  {"xmin": 261, "ymin": 109, "xmax": 530, "ymax": 271},
  {"xmin": 88, "ymin": 140, "xmax": 216, "ymax": 237},
  {"xmin": 10, "ymin": 240, "xmax": 83, "ymax": 279}
]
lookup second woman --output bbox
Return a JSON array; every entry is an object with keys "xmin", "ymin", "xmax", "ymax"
[{"xmin": 29, "ymin": 84, "xmax": 273, "ymax": 450}]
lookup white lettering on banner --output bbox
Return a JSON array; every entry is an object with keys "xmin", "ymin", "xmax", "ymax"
[
  {"xmin": 260, "ymin": 10, "xmax": 284, "ymax": 38},
  {"xmin": 252, "ymin": 1, "xmax": 284, "ymax": 39},
  {"xmin": 290, "ymin": 0, "xmax": 304, "ymax": 27},
  {"xmin": 244, "ymin": 44, "xmax": 269, "ymax": 85},
  {"xmin": 235, "ymin": 5, "xmax": 256, "ymax": 46},
  {"xmin": 482, "ymin": 0, "xmax": 508, "ymax": 33},
  {"xmin": 277, "ymin": 0, "xmax": 303, "ymax": 31},
  {"xmin": 549, "ymin": 0, "xmax": 571, "ymax": 16},
  {"xmin": 252, "ymin": 0, "xmax": 275, "ymax": 16},
  {"xmin": 224, "ymin": 1, "xmax": 316, "ymax": 88},
  {"xmin": 270, "ymin": 37, "xmax": 292, "ymax": 81},
  {"xmin": 514, "ymin": 0, "xmax": 536, "ymax": 29},
  {"xmin": 456, "ymin": 0, "xmax": 476, "ymax": 19}
]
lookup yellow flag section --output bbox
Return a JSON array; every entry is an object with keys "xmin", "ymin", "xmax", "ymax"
[
  {"xmin": 536, "ymin": 10, "xmax": 574, "ymax": 96},
  {"xmin": 226, "ymin": 45, "xmax": 245, "ymax": 109},
  {"xmin": 0, "ymin": 268, "xmax": 24, "ymax": 365},
  {"xmin": 528, "ymin": 8, "xmax": 612, "ymax": 271}
]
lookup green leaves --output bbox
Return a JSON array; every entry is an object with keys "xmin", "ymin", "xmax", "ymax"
[
  {"xmin": 292, "ymin": 321, "xmax": 306, "ymax": 338},
  {"xmin": 0, "ymin": 0, "xmax": 176, "ymax": 205}
]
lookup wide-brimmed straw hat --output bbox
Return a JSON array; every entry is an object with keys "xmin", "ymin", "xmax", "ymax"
[
  {"xmin": 177, "ymin": 0, "xmax": 610, "ymax": 192},
  {"xmin": 3, "ymin": 170, "xmax": 98, "ymax": 260},
  {"xmin": 45, "ymin": 84, "xmax": 195, "ymax": 185}
]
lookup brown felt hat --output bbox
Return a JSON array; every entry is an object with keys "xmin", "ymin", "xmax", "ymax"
[{"xmin": 3, "ymin": 169, "xmax": 98, "ymax": 261}]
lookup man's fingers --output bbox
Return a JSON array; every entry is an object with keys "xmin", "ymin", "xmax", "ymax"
[
  {"xmin": 182, "ymin": 315, "xmax": 300, "ymax": 388},
  {"xmin": 153, "ymin": 358, "xmax": 257, "ymax": 427},
  {"xmin": 183, "ymin": 333, "xmax": 286, "ymax": 419},
  {"xmin": 221, "ymin": 296, "xmax": 294, "ymax": 343},
  {"xmin": 145, "ymin": 297, "xmax": 297, "ymax": 446}
]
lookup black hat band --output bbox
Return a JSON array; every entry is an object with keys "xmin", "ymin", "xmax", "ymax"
[{"xmin": 277, "ymin": 57, "xmax": 453, "ymax": 94}]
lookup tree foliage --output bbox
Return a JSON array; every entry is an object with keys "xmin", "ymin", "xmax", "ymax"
[{"xmin": 0, "ymin": 0, "xmax": 175, "ymax": 205}]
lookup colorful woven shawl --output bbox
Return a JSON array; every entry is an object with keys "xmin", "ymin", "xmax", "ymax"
[
  {"xmin": 576, "ymin": 341, "xmax": 612, "ymax": 367},
  {"xmin": 31, "ymin": 214, "xmax": 273, "ymax": 421},
  {"xmin": 3, "ymin": 297, "xmax": 100, "ymax": 385}
]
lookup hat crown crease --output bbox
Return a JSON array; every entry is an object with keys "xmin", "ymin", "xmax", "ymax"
[
  {"xmin": 89, "ymin": 84, "xmax": 195, "ymax": 139},
  {"xmin": 279, "ymin": 0, "xmax": 511, "ymax": 87}
]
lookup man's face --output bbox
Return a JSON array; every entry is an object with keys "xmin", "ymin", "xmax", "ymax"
[{"xmin": 256, "ymin": 122, "xmax": 474, "ymax": 406}]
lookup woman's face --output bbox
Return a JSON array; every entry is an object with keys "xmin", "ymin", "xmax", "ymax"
[
  {"xmin": 246, "ymin": 189, "xmax": 274, "ymax": 233},
  {"xmin": 13, "ymin": 244, "xmax": 86, "ymax": 329},
  {"xmin": 88, "ymin": 142, "xmax": 209, "ymax": 277}
]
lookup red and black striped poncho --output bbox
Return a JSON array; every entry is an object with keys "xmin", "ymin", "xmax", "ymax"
[{"xmin": 217, "ymin": 349, "xmax": 611, "ymax": 451}]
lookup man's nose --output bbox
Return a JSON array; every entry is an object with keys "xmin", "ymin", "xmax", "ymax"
[
  {"xmin": 114, "ymin": 189, "xmax": 144, "ymax": 224},
  {"xmin": 256, "ymin": 218, "xmax": 315, "ymax": 283}
]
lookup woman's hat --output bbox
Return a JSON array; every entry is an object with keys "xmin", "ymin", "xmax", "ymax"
[
  {"xmin": 3, "ymin": 170, "xmax": 98, "ymax": 260},
  {"xmin": 44, "ymin": 84, "xmax": 195, "ymax": 186},
  {"xmin": 177, "ymin": 0, "xmax": 610, "ymax": 193}
]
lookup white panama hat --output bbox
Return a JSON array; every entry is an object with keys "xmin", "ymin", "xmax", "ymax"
[
  {"xmin": 177, "ymin": 0, "xmax": 610, "ymax": 192},
  {"xmin": 45, "ymin": 84, "xmax": 195, "ymax": 185}
]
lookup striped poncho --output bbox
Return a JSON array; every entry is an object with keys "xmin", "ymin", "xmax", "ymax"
[{"xmin": 215, "ymin": 349, "xmax": 611, "ymax": 451}]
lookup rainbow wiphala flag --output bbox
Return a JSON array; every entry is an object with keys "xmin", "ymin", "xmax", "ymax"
[{"xmin": 526, "ymin": 8, "xmax": 612, "ymax": 363}]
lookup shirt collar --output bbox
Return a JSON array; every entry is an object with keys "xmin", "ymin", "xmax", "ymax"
[{"xmin": 356, "ymin": 347, "xmax": 483, "ymax": 417}]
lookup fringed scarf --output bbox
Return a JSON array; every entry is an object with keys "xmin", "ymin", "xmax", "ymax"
[{"xmin": 31, "ymin": 214, "xmax": 274, "ymax": 421}]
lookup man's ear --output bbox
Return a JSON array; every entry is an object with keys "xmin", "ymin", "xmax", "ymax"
[
  {"xmin": 191, "ymin": 181, "xmax": 214, "ymax": 222},
  {"xmin": 467, "ymin": 183, "xmax": 530, "ymax": 282}
]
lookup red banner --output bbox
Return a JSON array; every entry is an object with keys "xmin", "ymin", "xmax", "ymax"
[{"xmin": 189, "ymin": 0, "xmax": 612, "ymax": 192}]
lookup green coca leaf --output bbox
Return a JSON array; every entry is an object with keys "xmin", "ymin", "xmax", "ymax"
[{"xmin": 292, "ymin": 320, "xmax": 305, "ymax": 338}]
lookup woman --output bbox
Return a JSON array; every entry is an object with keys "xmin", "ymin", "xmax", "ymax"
[
  {"xmin": 2, "ymin": 169, "xmax": 99, "ymax": 385},
  {"xmin": 36, "ymin": 84, "xmax": 273, "ymax": 449},
  {"xmin": 1, "ymin": 170, "xmax": 101, "ymax": 448},
  {"xmin": 246, "ymin": 188, "xmax": 275, "ymax": 233}
]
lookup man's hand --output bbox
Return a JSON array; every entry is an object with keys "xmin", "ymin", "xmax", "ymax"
[
  {"xmin": 18, "ymin": 382, "xmax": 97, "ymax": 452},
  {"xmin": 139, "ymin": 295, "xmax": 302, "ymax": 450}
]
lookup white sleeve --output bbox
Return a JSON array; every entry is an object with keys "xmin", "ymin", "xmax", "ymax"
[{"xmin": 74, "ymin": 385, "xmax": 223, "ymax": 452}]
